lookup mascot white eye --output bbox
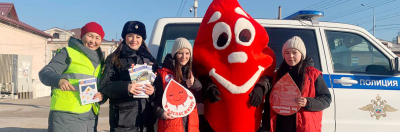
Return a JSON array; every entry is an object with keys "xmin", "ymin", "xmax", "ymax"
[
  {"xmin": 212, "ymin": 22, "xmax": 232, "ymax": 50},
  {"xmin": 234, "ymin": 18, "xmax": 255, "ymax": 46}
]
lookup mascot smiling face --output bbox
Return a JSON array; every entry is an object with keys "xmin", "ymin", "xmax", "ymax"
[
  {"xmin": 193, "ymin": 0, "xmax": 273, "ymax": 94},
  {"xmin": 193, "ymin": 0, "xmax": 275, "ymax": 131}
]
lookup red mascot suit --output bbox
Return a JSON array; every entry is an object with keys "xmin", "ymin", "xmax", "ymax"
[{"xmin": 193, "ymin": 0, "xmax": 276, "ymax": 131}]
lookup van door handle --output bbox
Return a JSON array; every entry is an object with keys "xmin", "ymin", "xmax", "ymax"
[{"xmin": 334, "ymin": 77, "xmax": 358, "ymax": 86}]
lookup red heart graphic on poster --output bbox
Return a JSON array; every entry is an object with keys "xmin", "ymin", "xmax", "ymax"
[
  {"xmin": 270, "ymin": 73, "xmax": 301, "ymax": 116},
  {"xmin": 162, "ymin": 79, "xmax": 196, "ymax": 118}
]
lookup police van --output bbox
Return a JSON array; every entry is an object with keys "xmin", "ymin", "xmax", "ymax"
[{"xmin": 147, "ymin": 10, "xmax": 400, "ymax": 132}]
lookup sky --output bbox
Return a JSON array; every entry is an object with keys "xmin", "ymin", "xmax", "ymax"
[{"xmin": 5, "ymin": 0, "xmax": 400, "ymax": 42}]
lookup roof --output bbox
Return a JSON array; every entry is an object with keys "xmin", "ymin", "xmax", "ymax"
[
  {"xmin": 68, "ymin": 28, "xmax": 81, "ymax": 39},
  {"xmin": 0, "ymin": 3, "xmax": 51, "ymax": 38},
  {"xmin": 377, "ymin": 38, "xmax": 400, "ymax": 53},
  {"xmin": 0, "ymin": 3, "xmax": 18, "ymax": 21},
  {"xmin": 44, "ymin": 27, "xmax": 75, "ymax": 36},
  {"xmin": 389, "ymin": 44, "xmax": 400, "ymax": 52},
  {"xmin": 0, "ymin": 3, "xmax": 12, "ymax": 13}
]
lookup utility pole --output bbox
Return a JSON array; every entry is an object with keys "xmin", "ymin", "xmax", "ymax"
[
  {"xmin": 194, "ymin": 0, "xmax": 198, "ymax": 17},
  {"xmin": 362, "ymin": 4, "xmax": 375, "ymax": 36},
  {"xmin": 278, "ymin": 6, "xmax": 282, "ymax": 19},
  {"xmin": 191, "ymin": 0, "xmax": 198, "ymax": 17},
  {"xmin": 373, "ymin": 7, "xmax": 375, "ymax": 36}
]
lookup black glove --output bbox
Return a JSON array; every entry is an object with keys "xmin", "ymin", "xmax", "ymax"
[
  {"xmin": 206, "ymin": 84, "xmax": 221, "ymax": 103},
  {"xmin": 249, "ymin": 85, "xmax": 264, "ymax": 107}
]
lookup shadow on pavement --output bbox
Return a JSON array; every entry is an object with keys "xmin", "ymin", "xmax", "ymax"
[
  {"xmin": 0, "ymin": 102, "xmax": 49, "ymax": 108},
  {"xmin": 0, "ymin": 127, "xmax": 47, "ymax": 132}
]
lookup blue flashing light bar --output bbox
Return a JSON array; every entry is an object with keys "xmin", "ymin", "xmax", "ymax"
[{"xmin": 284, "ymin": 10, "xmax": 324, "ymax": 20}]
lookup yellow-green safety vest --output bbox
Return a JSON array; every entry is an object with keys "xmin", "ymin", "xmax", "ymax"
[{"xmin": 50, "ymin": 47, "xmax": 102, "ymax": 115}]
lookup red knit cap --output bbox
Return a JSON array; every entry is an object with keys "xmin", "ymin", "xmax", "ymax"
[{"xmin": 80, "ymin": 22, "xmax": 105, "ymax": 40}]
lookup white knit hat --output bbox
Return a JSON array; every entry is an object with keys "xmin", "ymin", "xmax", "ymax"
[
  {"xmin": 171, "ymin": 37, "xmax": 193, "ymax": 58},
  {"xmin": 282, "ymin": 36, "xmax": 306, "ymax": 60}
]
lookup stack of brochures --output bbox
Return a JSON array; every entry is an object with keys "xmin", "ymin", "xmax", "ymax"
[{"xmin": 128, "ymin": 64, "xmax": 156, "ymax": 98}]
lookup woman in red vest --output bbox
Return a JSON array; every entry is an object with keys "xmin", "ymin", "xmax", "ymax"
[
  {"xmin": 154, "ymin": 37, "xmax": 202, "ymax": 132},
  {"xmin": 270, "ymin": 36, "xmax": 332, "ymax": 132}
]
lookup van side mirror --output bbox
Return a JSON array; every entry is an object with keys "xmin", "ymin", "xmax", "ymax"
[{"xmin": 396, "ymin": 57, "xmax": 400, "ymax": 73}]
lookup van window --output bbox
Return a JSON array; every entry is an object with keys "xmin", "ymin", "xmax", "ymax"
[
  {"xmin": 157, "ymin": 25, "xmax": 321, "ymax": 71},
  {"xmin": 156, "ymin": 24, "xmax": 200, "ymax": 65},
  {"xmin": 326, "ymin": 31, "xmax": 391, "ymax": 74},
  {"xmin": 265, "ymin": 28, "xmax": 321, "ymax": 71}
]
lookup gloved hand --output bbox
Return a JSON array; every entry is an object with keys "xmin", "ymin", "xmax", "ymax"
[
  {"xmin": 249, "ymin": 85, "xmax": 263, "ymax": 107},
  {"xmin": 206, "ymin": 84, "xmax": 221, "ymax": 103}
]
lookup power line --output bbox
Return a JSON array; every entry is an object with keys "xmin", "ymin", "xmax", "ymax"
[
  {"xmin": 283, "ymin": 0, "xmax": 333, "ymax": 17},
  {"xmin": 284, "ymin": 0, "xmax": 350, "ymax": 18},
  {"xmin": 302, "ymin": 0, "xmax": 329, "ymax": 10},
  {"xmin": 311, "ymin": 0, "xmax": 338, "ymax": 10},
  {"xmin": 346, "ymin": 6, "xmax": 400, "ymax": 23},
  {"xmin": 323, "ymin": 0, "xmax": 395, "ymax": 21},
  {"xmin": 325, "ymin": 0, "xmax": 387, "ymax": 19},
  {"xmin": 179, "ymin": 0, "xmax": 188, "ymax": 17},
  {"xmin": 319, "ymin": 0, "xmax": 350, "ymax": 11},
  {"xmin": 176, "ymin": 0, "xmax": 184, "ymax": 17},
  {"xmin": 377, "ymin": 24, "xmax": 400, "ymax": 27},
  {"xmin": 375, "ymin": 27, "xmax": 400, "ymax": 31},
  {"xmin": 354, "ymin": 11, "xmax": 400, "ymax": 25}
]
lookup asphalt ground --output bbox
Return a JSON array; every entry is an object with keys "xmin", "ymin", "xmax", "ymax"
[{"xmin": 0, "ymin": 97, "xmax": 110, "ymax": 132}]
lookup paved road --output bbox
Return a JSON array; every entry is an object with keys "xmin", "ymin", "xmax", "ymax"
[{"xmin": 0, "ymin": 97, "xmax": 110, "ymax": 132}]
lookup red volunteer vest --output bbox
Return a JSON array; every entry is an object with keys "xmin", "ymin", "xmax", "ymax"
[
  {"xmin": 156, "ymin": 68, "xmax": 199, "ymax": 132},
  {"xmin": 270, "ymin": 66, "xmax": 323, "ymax": 132}
]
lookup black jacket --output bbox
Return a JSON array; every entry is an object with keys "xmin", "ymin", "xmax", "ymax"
[
  {"xmin": 153, "ymin": 54, "xmax": 202, "ymax": 132},
  {"xmin": 99, "ymin": 43, "xmax": 158, "ymax": 132}
]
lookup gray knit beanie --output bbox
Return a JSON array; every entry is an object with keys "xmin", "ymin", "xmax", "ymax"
[
  {"xmin": 282, "ymin": 36, "xmax": 306, "ymax": 60},
  {"xmin": 171, "ymin": 37, "xmax": 193, "ymax": 58}
]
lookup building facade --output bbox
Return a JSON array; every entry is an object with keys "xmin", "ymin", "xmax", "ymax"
[
  {"xmin": 0, "ymin": 3, "xmax": 51, "ymax": 80},
  {"xmin": 0, "ymin": 3, "xmax": 52, "ymax": 99},
  {"xmin": 380, "ymin": 39, "xmax": 400, "ymax": 57},
  {"xmin": 44, "ymin": 27, "xmax": 119, "ymax": 61}
]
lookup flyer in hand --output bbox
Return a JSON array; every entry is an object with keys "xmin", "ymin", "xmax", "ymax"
[
  {"xmin": 269, "ymin": 73, "xmax": 301, "ymax": 115},
  {"xmin": 162, "ymin": 79, "xmax": 196, "ymax": 118},
  {"xmin": 79, "ymin": 78, "xmax": 99, "ymax": 105},
  {"xmin": 128, "ymin": 64, "xmax": 156, "ymax": 98}
]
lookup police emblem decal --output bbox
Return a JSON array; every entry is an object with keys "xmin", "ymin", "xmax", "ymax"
[{"xmin": 359, "ymin": 94, "xmax": 398, "ymax": 120}]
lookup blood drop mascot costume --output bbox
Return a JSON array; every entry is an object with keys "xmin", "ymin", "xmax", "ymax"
[{"xmin": 193, "ymin": 0, "xmax": 276, "ymax": 131}]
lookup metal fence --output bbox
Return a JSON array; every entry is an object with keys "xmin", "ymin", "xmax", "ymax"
[{"xmin": 32, "ymin": 79, "xmax": 51, "ymax": 98}]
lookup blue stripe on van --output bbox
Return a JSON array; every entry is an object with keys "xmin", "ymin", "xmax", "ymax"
[
  {"xmin": 323, "ymin": 74, "xmax": 400, "ymax": 90},
  {"xmin": 322, "ymin": 74, "xmax": 332, "ymax": 88}
]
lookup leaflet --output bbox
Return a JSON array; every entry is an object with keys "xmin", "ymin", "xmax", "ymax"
[
  {"xmin": 79, "ymin": 78, "xmax": 99, "ymax": 105},
  {"xmin": 128, "ymin": 64, "xmax": 156, "ymax": 98}
]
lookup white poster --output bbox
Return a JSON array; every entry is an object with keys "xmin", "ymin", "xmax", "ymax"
[{"xmin": 162, "ymin": 79, "xmax": 196, "ymax": 117}]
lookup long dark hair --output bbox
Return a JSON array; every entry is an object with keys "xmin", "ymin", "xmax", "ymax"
[
  {"xmin": 110, "ymin": 40, "xmax": 150, "ymax": 69},
  {"xmin": 274, "ymin": 59, "xmax": 307, "ymax": 92},
  {"xmin": 173, "ymin": 53, "xmax": 192, "ymax": 83}
]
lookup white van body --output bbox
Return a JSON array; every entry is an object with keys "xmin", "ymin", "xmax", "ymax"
[{"xmin": 148, "ymin": 17, "xmax": 400, "ymax": 132}]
